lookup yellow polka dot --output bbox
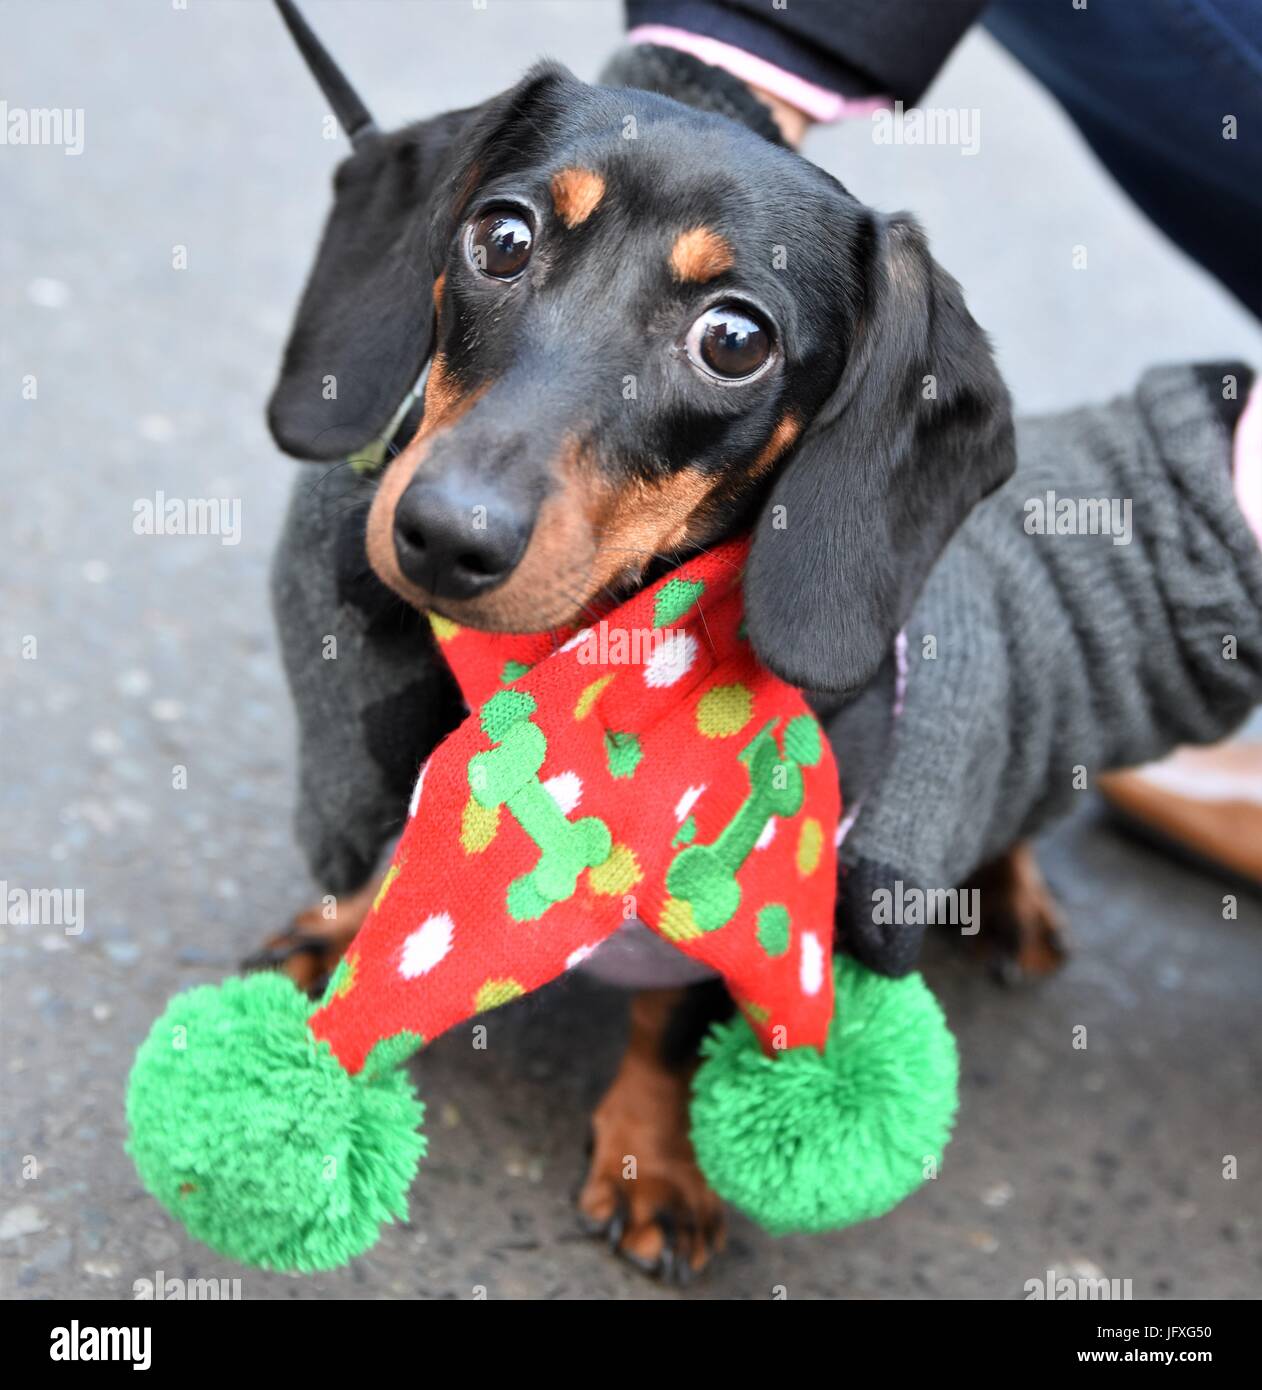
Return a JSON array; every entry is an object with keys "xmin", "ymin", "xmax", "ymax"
[
  {"xmin": 658, "ymin": 898, "xmax": 702, "ymax": 941},
  {"xmin": 588, "ymin": 843, "xmax": 642, "ymax": 896},
  {"xmin": 741, "ymin": 1000, "xmax": 770, "ymax": 1026},
  {"xmin": 428, "ymin": 612, "xmax": 459, "ymax": 643},
  {"xmin": 574, "ymin": 674, "xmax": 615, "ymax": 720},
  {"xmin": 475, "ymin": 978, "xmax": 524, "ymax": 1012},
  {"xmin": 796, "ymin": 818, "xmax": 824, "ymax": 876},
  {"xmin": 460, "ymin": 796, "xmax": 499, "ymax": 853},
  {"xmin": 696, "ymin": 683, "xmax": 754, "ymax": 738},
  {"xmin": 372, "ymin": 863, "xmax": 401, "ymax": 912}
]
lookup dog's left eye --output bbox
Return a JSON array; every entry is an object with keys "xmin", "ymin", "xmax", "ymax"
[
  {"xmin": 685, "ymin": 303, "xmax": 773, "ymax": 381},
  {"xmin": 467, "ymin": 209, "xmax": 533, "ymax": 279}
]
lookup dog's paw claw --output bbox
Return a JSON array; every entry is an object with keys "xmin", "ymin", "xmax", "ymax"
[
  {"xmin": 241, "ymin": 929, "xmax": 336, "ymax": 997},
  {"xmin": 240, "ymin": 936, "xmax": 323, "ymax": 973},
  {"xmin": 578, "ymin": 1141, "xmax": 725, "ymax": 1281}
]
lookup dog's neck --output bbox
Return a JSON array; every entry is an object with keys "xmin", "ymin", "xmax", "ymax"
[{"xmin": 597, "ymin": 44, "xmax": 787, "ymax": 147}]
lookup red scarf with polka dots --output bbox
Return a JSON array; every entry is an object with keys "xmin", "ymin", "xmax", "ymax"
[{"xmin": 309, "ymin": 538, "xmax": 840, "ymax": 1073}]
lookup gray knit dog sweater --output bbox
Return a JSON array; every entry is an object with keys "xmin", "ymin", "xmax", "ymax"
[{"xmin": 268, "ymin": 48, "xmax": 1262, "ymax": 977}]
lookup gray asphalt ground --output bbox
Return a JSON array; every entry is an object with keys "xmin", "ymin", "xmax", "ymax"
[{"xmin": 3, "ymin": 0, "xmax": 1261, "ymax": 1302}]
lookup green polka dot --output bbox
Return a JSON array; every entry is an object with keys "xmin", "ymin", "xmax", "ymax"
[
  {"xmin": 361, "ymin": 1029, "xmax": 425, "ymax": 1079},
  {"xmin": 783, "ymin": 714, "xmax": 823, "ymax": 766},
  {"xmin": 756, "ymin": 904, "xmax": 791, "ymax": 957},
  {"xmin": 604, "ymin": 730, "xmax": 643, "ymax": 779},
  {"xmin": 672, "ymin": 815, "xmax": 697, "ymax": 847},
  {"xmin": 479, "ymin": 688, "xmax": 536, "ymax": 742},
  {"xmin": 696, "ymin": 683, "xmax": 754, "ymax": 738},
  {"xmin": 653, "ymin": 577, "xmax": 705, "ymax": 628},
  {"xmin": 499, "ymin": 660, "xmax": 530, "ymax": 685}
]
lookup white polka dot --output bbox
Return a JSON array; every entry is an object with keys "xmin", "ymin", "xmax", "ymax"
[
  {"xmin": 543, "ymin": 771, "xmax": 582, "ymax": 815},
  {"xmin": 408, "ymin": 760, "xmax": 429, "ymax": 818},
  {"xmin": 400, "ymin": 913, "xmax": 454, "ymax": 979},
  {"xmin": 674, "ymin": 784, "xmax": 706, "ymax": 823},
  {"xmin": 754, "ymin": 816, "xmax": 776, "ymax": 850},
  {"xmin": 565, "ymin": 943, "xmax": 598, "ymax": 970},
  {"xmin": 559, "ymin": 627, "xmax": 592, "ymax": 654},
  {"xmin": 800, "ymin": 931, "xmax": 825, "ymax": 996},
  {"xmin": 644, "ymin": 631, "xmax": 697, "ymax": 688}
]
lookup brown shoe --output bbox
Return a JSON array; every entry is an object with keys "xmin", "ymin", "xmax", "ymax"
[{"xmin": 1099, "ymin": 741, "xmax": 1262, "ymax": 886}]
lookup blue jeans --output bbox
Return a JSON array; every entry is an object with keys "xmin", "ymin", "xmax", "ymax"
[{"xmin": 985, "ymin": 0, "xmax": 1262, "ymax": 315}]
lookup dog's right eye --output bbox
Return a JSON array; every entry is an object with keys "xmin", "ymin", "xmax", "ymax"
[
  {"xmin": 685, "ymin": 303, "xmax": 774, "ymax": 382},
  {"xmin": 467, "ymin": 210, "xmax": 533, "ymax": 280}
]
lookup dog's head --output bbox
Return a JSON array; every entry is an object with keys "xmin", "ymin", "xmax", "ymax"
[{"xmin": 270, "ymin": 33, "xmax": 1013, "ymax": 694}]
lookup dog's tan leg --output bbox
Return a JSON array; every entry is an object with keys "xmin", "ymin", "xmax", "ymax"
[
  {"xmin": 577, "ymin": 988, "xmax": 725, "ymax": 1282},
  {"xmin": 243, "ymin": 877, "xmax": 380, "ymax": 996},
  {"xmin": 966, "ymin": 840, "xmax": 1069, "ymax": 983}
]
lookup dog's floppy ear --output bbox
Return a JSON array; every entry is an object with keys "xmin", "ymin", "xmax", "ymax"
[
  {"xmin": 745, "ymin": 214, "xmax": 1014, "ymax": 693},
  {"xmin": 266, "ymin": 113, "xmax": 468, "ymax": 461},
  {"xmin": 267, "ymin": 64, "xmax": 579, "ymax": 461}
]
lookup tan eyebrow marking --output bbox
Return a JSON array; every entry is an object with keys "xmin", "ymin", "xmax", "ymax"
[
  {"xmin": 670, "ymin": 227, "xmax": 734, "ymax": 283},
  {"xmin": 751, "ymin": 412, "xmax": 802, "ymax": 476},
  {"xmin": 550, "ymin": 167, "xmax": 606, "ymax": 228}
]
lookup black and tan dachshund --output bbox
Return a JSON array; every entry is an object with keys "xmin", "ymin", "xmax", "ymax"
[{"xmin": 258, "ymin": 9, "xmax": 1067, "ymax": 1280}]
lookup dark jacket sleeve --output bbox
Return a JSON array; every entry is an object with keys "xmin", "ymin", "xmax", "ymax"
[{"xmin": 625, "ymin": 0, "xmax": 990, "ymax": 103}]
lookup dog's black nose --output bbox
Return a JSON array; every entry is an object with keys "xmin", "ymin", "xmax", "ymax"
[{"xmin": 392, "ymin": 478, "xmax": 531, "ymax": 599}]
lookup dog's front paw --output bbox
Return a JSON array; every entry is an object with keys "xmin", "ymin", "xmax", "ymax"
[
  {"xmin": 577, "ymin": 1062, "xmax": 725, "ymax": 1283},
  {"xmin": 241, "ymin": 881, "xmax": 380, "ymax": 998},
  {"xmin": 967, "ymin": 841, "xmax": 1070, "ymax": 985}
]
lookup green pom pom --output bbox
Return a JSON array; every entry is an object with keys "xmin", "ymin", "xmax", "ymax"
[
  {"xmin": 690, "ymin": 957, "xmax": 957, "ymax": 1234},
  {"xmin": 125, "ymin": 973, "xmax": 425, "ymax": 1272}
]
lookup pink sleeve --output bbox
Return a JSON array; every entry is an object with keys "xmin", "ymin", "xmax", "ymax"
[{"xmin": 626, "ymin": 24, "xmax": 891, "ymax": 124}]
